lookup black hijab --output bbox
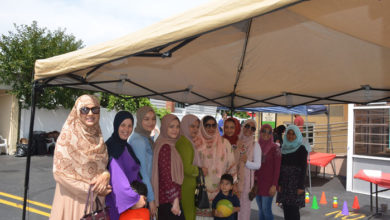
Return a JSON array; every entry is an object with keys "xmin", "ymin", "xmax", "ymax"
[{"xmin": 106, "ymin": 111, "xmax": 140, "ymax": 164}]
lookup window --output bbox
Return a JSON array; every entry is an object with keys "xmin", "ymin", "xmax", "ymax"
[
  {"xmin": 175, "ymin": 102, "xmax": 185, "ymax": 109},
  {"xmin": 354, "ymin": 108, "xmax": 390, "ymax": 157},
  {"xmin": 284, "ymin": 122, "xmax": 315, "ymax": 145}
]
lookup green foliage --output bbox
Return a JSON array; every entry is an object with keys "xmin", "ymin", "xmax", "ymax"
[
  {"xmin": 100, "ymin": 93, "xmax": 170, "ymax": 119},
  {"xmin": 233, "ymin": 111, "xmax": 250, "ymax": 119},
  {"xmin": 100, "ymin": 93, "xmax": 152, "ymax": 113},
  {"xmin": 220, "ymin": 110, "xmax": 250, "ymax": 119},
  {"xmin": 0, "ymin": 21, "xmax": 85, "ymax": 109},
  {"xmin": 153, "ymin": 107, "xmax": 171, "ymax": 120}
]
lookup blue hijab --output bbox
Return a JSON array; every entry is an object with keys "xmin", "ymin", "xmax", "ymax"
[{"xmin": 281, "ymin": 125, "xmax": 311, "ymax": 154}]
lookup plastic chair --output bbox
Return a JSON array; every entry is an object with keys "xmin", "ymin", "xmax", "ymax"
[{"xmin": 0, "ymin": 135, "xmax": 8, "ymax": 155}]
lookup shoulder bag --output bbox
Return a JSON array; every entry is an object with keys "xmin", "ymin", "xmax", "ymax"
[
  {"xmin": 80, "ymin": 185, "xmax": 110, "ymax": 220},
  {"xmin": 195, "ymin": 168, "xmax": 210, "ymax": 209}
]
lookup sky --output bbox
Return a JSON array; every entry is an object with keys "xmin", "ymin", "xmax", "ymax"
[{"xmin": 0, "ymin": 0, "xmax": 210, "ymax": 46}]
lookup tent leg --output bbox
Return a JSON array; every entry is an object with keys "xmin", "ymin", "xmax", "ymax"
[
  {"xmin": 22, "ymin": 84, "xmax": 37, "ymax": 220},
  {"xmin": 307, "ymin": 155, "xmax": 312, "ymax": 195}
]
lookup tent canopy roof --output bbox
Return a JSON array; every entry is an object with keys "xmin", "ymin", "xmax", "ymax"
[{"xmin": 34, "ymin": 0, "xmax": 390, "ymax": 108}]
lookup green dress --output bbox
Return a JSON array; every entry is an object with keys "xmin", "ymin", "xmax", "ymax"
[{"xmin": 175, "ymin": 135, "xmax": 199, "ymax": 220}]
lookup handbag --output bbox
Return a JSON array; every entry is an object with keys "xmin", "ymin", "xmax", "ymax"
[
  {"xmin": 248, "ymin": 170, "xmax": 257, "ymax": 201},
  {"xmin": 80, "ymin": 185, "xmax": 110, "ymax": 220},
  {"xmin": 195, "ymin": 168, "xmax": 210, "ymax": 209},
  {"xmin": 248, "ymin": 183, "xmax": 257, "ymax": 201}
]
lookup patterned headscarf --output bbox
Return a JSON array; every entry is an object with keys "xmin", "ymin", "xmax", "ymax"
[{"xmin": 53, "ymin": 94, "xmax": 108, "ymax": 183}]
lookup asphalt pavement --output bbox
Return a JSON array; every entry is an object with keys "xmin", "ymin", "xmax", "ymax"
[{"xmin": 0, "ymin": 154, "xmax": 389, "ymax": 220}]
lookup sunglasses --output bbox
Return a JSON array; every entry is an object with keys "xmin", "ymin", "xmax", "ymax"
[
  {"xmin": 244, "ymin": 124, "xmax": 256, "ymax": 132},
  {"xmin": 261, "ymin": 130, "xmax": 272, "ymax": 135},
  {"xmin": 80, "ymin": 106, "xmax": 100, "ymax": 115},
  {"xmin": 204, "ymin": 123, "xmax": 217, "ymax": 129}
]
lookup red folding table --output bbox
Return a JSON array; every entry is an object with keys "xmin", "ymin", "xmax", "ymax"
[
  {"xmin": 354, "ymin": 169, "xmax": 390, "ymax": 215},
  {"xmin": 307, "ymin": 152, "xmax": 337, "ymax": 177}
]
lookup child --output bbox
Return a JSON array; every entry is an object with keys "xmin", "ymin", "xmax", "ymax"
[
  {"xmin": 212, "ymin": 174, "xmax": 240, "ymax": 220},
  {"xmin": 120, "ymin": 181, "xmax": 150, "ymax": 220}
]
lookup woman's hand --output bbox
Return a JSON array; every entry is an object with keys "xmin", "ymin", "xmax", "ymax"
[
  {"xmin": 269, "ymin": 185, "xmax": 276, "ymax": 196},
  {"xmin": 297, "ymin": 189, "xmax": 305, "ymax": 195},
  {"xmin": 149, "ymin": 200, "xmax": 157, "ymax": 217},
  {"xmin": 278, "ymin": 186, "xmax": 282, "ymax": 192},
  {"xmin": 202, "ymin": 167, "xmax": 208, "ymax": 176},
  {"xmin": 98, "ymin": 185, "xmax": 112, "ymax": 196},
  {"xmin": 132, "ymin": 195, "xmax": 147, "ymax": 209},
  {"xmin": 171, "ymin": 198, "xmax": 181, "ymax": 216},
  {"xmin": 239, "ymin": 154, "xmax": 248, "ymax": 163},
  {"xmin": 91, "ymin": 171, "xmax": 110, "ymax": 194}
]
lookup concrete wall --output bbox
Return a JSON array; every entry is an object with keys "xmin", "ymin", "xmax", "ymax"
[{"xmin": 20, "ymin": 107, "xmax": 118, "ymax": 143}]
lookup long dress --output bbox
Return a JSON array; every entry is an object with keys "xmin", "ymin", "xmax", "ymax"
[
  {"xmin": 276, "ymin": 145, "xmax": 307, "ymax": 208},
  {"xmin": 196, "ymin": 138, "xmax": 236, "ymax": 219},
  {"xmin": 176, "ymin": 135, "xmax": 199, "ymax": 220},
  {"xmin": 129, "ymin": 132, "xmax": 155, "ymax": 203},
  {"xmin": 238, "ymin": 142, "xmax": 261, "ymax": 220},
  {"xmin": 50, "ymin": 95, "xmax": 108, "ymax": 220},
  {"xmin": 51, "ymin": 173, "xmax": 96, "ymax": 220},
  {"xmin": 106, "ymin": 147, "xmax": 141, "ymax": 220}
]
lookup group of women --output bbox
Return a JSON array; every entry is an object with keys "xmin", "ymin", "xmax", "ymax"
[{"xmin": 50, "ymin": 94, "xmax": 310, "ymax": 220}]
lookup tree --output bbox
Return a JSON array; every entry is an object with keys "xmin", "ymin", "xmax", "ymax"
[
  {"xmin": 100, "ymin": 93, "xmax": 171, "ymax": 119},
  {"xmin": 0, "ymin": 21, "xmax": 86, "ymax": 109}
]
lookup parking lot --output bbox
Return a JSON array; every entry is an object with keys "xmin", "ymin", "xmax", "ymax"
[{"xmin": 0, "ymin": 154, "xmax": 389, "ymax": 220}]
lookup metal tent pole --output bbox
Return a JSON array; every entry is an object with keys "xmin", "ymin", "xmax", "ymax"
[{"xmin": 22, "ymin": 82, "xmax": 37, "ymax": 220}]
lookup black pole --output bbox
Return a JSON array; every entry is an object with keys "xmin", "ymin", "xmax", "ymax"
[{"xmin": 22, "ymin": 82, "xmax": 37, "ymax": 220}]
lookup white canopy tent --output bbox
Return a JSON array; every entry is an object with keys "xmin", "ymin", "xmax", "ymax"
[
  {"xmin": 34, "ymin": 0, "xmax": 390, "ymax": 108},
  {"xmin": 23, "ymin": 0, "xmax": 390, "ymax": 218}
]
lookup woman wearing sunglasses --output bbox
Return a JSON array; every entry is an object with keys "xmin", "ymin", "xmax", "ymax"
[
  {"xmin": 50, "ymin": 95, "xmax": 111, "ymax": 220},
  {"xmin": 254, "ymin": 124, "xmax": 281, "ymax": 220},
  {"xmin": 276, "ymin": 125, "xmax": 310, "ymax": 220},
  {"xmin": 236, "ymin": 119, "xmax": 262, "ymax": 220},
  {"xmin": 196, "ymin": 116, "xmax": 236, "ymax": 219}
]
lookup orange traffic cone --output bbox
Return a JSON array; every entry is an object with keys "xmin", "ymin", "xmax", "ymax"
[
  {"xmin": 352, "ymin": 196, "xmax": 360, "ymax": 210},
  {"xmin": 319, "ymin": 191, "xmax": 327, "ymax": 205}
]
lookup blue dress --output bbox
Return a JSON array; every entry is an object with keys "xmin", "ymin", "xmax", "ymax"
[{"xmin": 129, "ymin": 132, "xmax": 155, "ymax": 202}]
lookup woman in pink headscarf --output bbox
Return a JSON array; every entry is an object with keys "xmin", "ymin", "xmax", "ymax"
[
  {"xmin": 175, "ymin": 114, "xmax": 202, "ymax": 220},
  {"xmin": 236, "ymin": 119, "xmax": 262, "ymax": 220},
  {"xmin": 152, "ymin": 114, "xmax": 185, "ymax": 220},
  {"xmin": 255, "ymin": 124, "xmax": 281, "ymax": 220},
  {"xmin": 196, "ymin": 115, "xmax": 236, "ymax": 220}
]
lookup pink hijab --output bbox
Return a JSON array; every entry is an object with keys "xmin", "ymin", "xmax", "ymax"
[
  {"xmin": 259, "ymin": 124, "xmax": 279, "ymax": 155},
  {"xmin": 236, "ymin": 119, "xmax": 257, "ymax": 191},
  {"xmin": 151, "ymin": 114, "xmax": 184, "ymax": 206},
  {"xmin": 180, "ymin": 114, "xmax": 202, "ymax": 166},
  {"xmin": 198, "ymin": 116, "xmax": 226, "ymax": 168}
]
